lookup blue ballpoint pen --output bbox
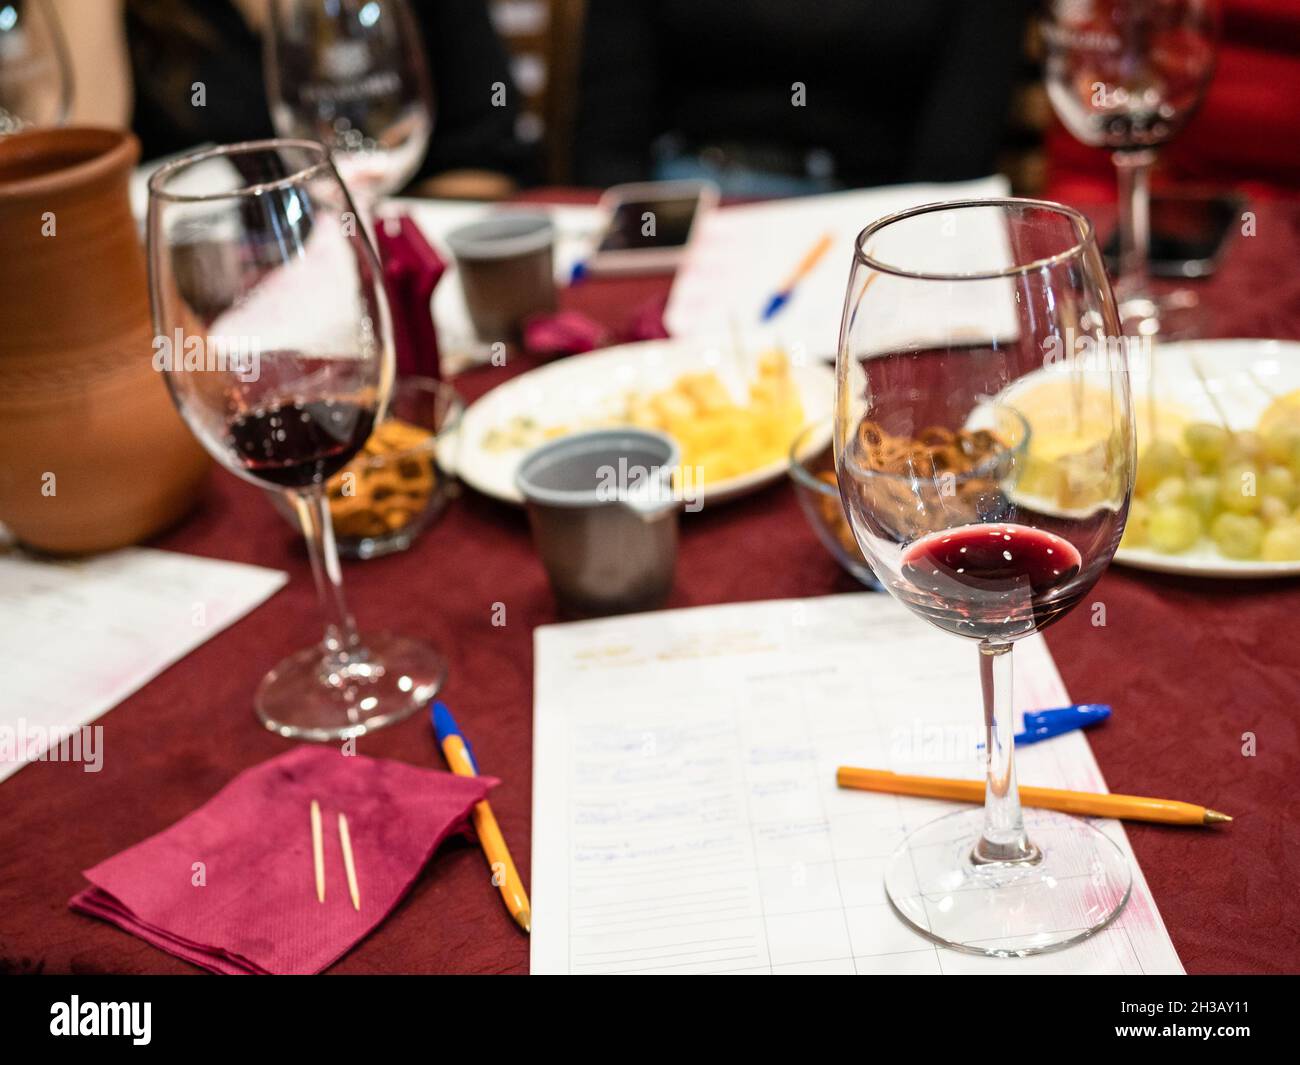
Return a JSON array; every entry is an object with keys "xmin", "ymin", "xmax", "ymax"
[
  {"xmin": 978, "ymin": 703, "xmax": 1111, "ymax": 748},
  {"xmin": 1015, "ymin": 703, "xmax": 1111, "ymax": 745}
]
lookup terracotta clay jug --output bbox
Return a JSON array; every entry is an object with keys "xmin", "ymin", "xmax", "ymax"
[{"xmin": 0, "ymin": 128, "xmax": 209, "ymax": 554}]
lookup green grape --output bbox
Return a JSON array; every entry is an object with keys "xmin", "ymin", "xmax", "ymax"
[
  {"xmin": 1224, "ymin": 430, "xmax": 1263, "ymax": 465},
  {"xmin": 1150, "ymin": 476, "xmax": 1187, "ymax": 508},
  {"xmin": 1183, "ymin": 422, "xmax": 1229, "ymax": 469},
  {"xmin": 1262, "ymin": 522, "xmax": 1300, "ymax": 561},
  {"xmin": 1149, "ymin": 505, "xmax": 1201, "ymax": 554},
  {"xmin": 1261, "ymin": 496, "xmax": 1291, "ymax": 525},
  {"xmin": 1186, "ymin": 476, "xmax": 1221, "ymax": 523},
  {"xmin": 1261, "ymin": 465, "xmax": 1298, "ymax": 506},
  {"xmin": 1121, "ymin": 498, "xmax": 1151, "ymax": 548},
  {"xmin": 1211, "ymin": 512, "xmax": 1264, "ymax": 560},
  {"xmin": 1218, "ymin": 463, "xmax": 1262, "ymax": 515},
  {"xmin": 1136, "ymin": 440, "xmax": 1186, "ymax": 496},
  {"xmin": 1261, "ymin": 423, "xmax": 1300, "ymax": 467}
]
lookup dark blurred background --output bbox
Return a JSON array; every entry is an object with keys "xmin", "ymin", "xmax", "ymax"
[{"xmin": 47, "ymin": 0, "xmax": 1300, "ymax": 200}]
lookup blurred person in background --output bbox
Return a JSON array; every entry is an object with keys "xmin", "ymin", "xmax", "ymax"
[
  {"xmin": 572, "ymin": 0, "xmax": 1031, "ymax": 197},
  {"xmin": 52, "ymin": 0, "xmax": 533, "ymax": 198}
]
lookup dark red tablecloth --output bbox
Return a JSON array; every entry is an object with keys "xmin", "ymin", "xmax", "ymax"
[{"xmin": 2, "ymin": 196, "xmax": 1298, "ymax": 976}]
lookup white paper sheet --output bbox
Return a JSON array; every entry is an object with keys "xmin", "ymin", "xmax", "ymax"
[
  {"xmin": 664, "ymin": 176, "xmax": 1017, "ymax": 356},
  {"xmin": 531, "ymin": 594, "xmax": 1182, "ymax": 975},
  {"xmin": 0, "ymin": 548, "xmax": 287, "ymax": 783}
]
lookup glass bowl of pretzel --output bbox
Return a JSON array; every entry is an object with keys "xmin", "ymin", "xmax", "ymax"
[
  {"xmin": 274, "ymin": 377, "xmax": 463, "ymax": 559},
  {"xmin": 789, "ymin": 420, "xmax": 880, "ymax": 588}
]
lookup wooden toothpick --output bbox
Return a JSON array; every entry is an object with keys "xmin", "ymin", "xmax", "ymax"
[
  {"xmin": 310, "ymin": 799, "xmax": 325, "ymax": 904},
  {"xmin": 338, "ymin": 812, "xmax": 361, "ymax": 912}
]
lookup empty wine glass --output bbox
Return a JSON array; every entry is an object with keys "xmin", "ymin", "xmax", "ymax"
[
  {"xmin": 0, "ymin": 0, "xmax": 72, "ymax": 134},
  {"xmin": 835, "ymin": 199, "xmax": 1137, "ymax": 955},
  {"xmin": 1043, "ymin": 0, "xmax": 1218, "ymax": 337},
  {"xmin": 263, "ymin": 0, "xmax": 433, "ymax": 209},
  {"xmin": 147, "ymin": 139, "xmax": 446, "ymax": 741}
]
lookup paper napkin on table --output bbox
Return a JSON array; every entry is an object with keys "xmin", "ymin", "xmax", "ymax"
[{"xmin": 70, "ymin": 745, "xmax": 493, "ymax": 974}]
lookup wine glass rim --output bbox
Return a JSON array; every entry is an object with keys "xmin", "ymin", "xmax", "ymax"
[
  {"xmin": 853, "ymin": 197, "xmax": 1096, "ymax": 282},
  {"xmin": 146, "ymin": 138, "xmax": 335, "ymax": 203}
]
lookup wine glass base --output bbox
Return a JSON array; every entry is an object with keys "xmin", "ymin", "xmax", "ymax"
[
  {"xmin": 884, "ymin": 807, "xmax": 1132, "ymax": 957},
  {"xmin": 255, "ymin": 632, "xmax": 446, "ymax": 742}
]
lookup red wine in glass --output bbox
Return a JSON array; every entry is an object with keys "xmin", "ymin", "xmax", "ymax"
[
  {"xmin": 899, "ymin": 523, "xmax": 1084, "ymax": 640},
  {"xmin": 227, "ymin": 398, "xmax": 375, "ymax": 488}
]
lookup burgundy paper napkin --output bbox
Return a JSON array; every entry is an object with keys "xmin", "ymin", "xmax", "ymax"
[
  {"xmin": 70, "ymin": 745, "xmax": 493, "ymax": 974},
  {"xmin": 622, "ymin": 294, "xmax": 671, "ymax": 342},
  {"xmin": 376, "ymin": 214, "xmax": 446, "ymax": 379},
  {"xmin": 522, "ymin": 309, "xmax": 611, "ymax": 358}
]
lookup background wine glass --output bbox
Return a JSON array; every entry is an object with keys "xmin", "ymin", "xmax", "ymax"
[
  {"xmin": 263, "ymin": 0, "xmax": 433, "ymax": 210},
  {"xmin": 147, "ymin": 139, "xmax": 445, "ymax": 741},
  {"xmin": 0, "ymin": 0, "xmax": 72, "ymax": 134},
  {"xmin": 835, "ymin": 199, "xmax": 1137, "ymax": 956},
  {"xmin": 1043, "ymin": 0, "xmax": 1218, "ymax": 337}
]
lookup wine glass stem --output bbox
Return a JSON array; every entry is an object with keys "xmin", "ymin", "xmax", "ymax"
[
  {"xmin": 291, "ymin": 487, "xmax": 361, "ymax": 661},
  {"xmin": 974, "ymin": 640, "xmax": 1037, "ymax": 864},
  {"xmin": 1113, "ymin": 149, "xmax": 1155, "ymax": 305}
]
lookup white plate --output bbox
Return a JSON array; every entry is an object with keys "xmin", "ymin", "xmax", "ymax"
[
  {"xmin": 455, "ymin": 338, "xmax": 835, "ymax": 506},
  {"xmin": 1111, "ymin": 542, "xmax": 1300, "ymax": 579},
  {"xmin": 1106, "ymin": 339, "xmax": 1300, "ymax": 578}
]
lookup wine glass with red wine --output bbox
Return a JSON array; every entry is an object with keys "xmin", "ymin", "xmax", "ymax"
[
  {"xmin": 835, "ymin": 199, "xmax": 1137, "ymax": 955},
  {"xmin": 147, "ymin": 139, "xmax": 445, "ymax": 740},
  {"xmin": 1043, "ymin": 0, "xmax": 1218, "ymax": 337}
]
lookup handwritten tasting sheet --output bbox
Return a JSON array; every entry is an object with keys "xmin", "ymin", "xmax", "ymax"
[
  {"xmin": 531, "ymin": 594, "xmax": 1182, "ymax": 975},
  {"xmin": 0, "ymin": 547, "xmax": 287, "ymax": 784}
]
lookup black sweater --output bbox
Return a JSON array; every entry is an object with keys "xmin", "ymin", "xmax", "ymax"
[{"xmin": 573, "ymin": 0, "xmax": 1029, "ymax": 189}]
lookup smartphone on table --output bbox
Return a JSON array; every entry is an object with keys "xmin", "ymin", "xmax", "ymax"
[
  {"xmin": 1103, "ymin": 190, "xmax": 1244, "ymax": 279},
  {"xmin": 584, "ymin": 180, "xmax": 717, "ymax": 277}
]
